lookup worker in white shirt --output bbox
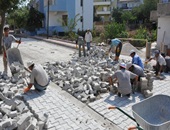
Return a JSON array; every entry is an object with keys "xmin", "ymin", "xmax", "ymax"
[
  {"xmin": 146, "ymin": 50, "xmax": 166, "ymax": 76},
  {"xmin": 85, "ymin": 29, "xmax": 92, "ymax": 51}
]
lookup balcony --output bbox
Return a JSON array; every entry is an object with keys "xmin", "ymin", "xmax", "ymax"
[
  {"xmin": 150, "ymin": 10, "xmax": 158, "ymax": 21},
  {"xmin": 96, "ymin": 10, "xmax": 111, "ymax": 15},
  {"xmin": 94, "ymin": 0, "xmax": 111, "ymax": 6},
  {"xmin": 157, "ymin": 2, "xmax": 170, "ymax": 16}
]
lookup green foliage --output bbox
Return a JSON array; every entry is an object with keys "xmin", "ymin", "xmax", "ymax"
[
  {"xmin": 121, "ymin": 11, "xmax": 137, "ymax": 24},
  {"xmin": 104, "ymin": 22, "xmax": 128, "ymax": 39},
  {"xmin": 112, "ymin": 8, "xmax": 123, "ymax": 23},
  {"xmin": 100, "ymin": 33, "xmax": 105, "ymax": 42},
  {"xmin": 133, "ymin": 26, "xmax": 148, "ymax": 39},
  {"xmin": 60, "ymin": 14, "xmax": 80, "ymax": 40},
  {"xmin": 7, "ymin": 7, "xmax": 29, "ymax": 29},
  {"xmin": 26, "ymin": 7, "xmax": 44, "ymax": 32}
]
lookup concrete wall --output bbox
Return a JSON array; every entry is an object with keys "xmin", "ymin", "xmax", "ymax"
[
  {"xmin": 83, "ymin": 0, "xmax": 93, "ymax": 30},
  {"xmin": 157, "ymin": 16, "xmax": 170, "ymax": 49}
]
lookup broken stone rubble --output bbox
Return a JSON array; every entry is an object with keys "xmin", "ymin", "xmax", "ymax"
[
  {"xmin": 45, "ymin": 46, "xmax": 155, "ymax": 102},
  {"xmin": 0, "ymin": 74, "xmax": 48, "ymax": 130}
]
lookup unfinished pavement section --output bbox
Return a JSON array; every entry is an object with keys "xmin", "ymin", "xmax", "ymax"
[
  {"xmin": 88, "ymin": 74, "xmax": 170, "ymax": 130},
  {"xmin": 23, "ymin": 82, "xmax": 120, "ymax": 130}
]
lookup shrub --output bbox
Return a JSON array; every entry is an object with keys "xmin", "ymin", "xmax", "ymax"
[{"xmin": 104, "ymin": 22, "xmax": 128, "ymax": 39}]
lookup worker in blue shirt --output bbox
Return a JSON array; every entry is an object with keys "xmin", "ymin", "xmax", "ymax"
[
  {"xmin": 107, "ymin": 38, "xmax": 122, "ymax": 61},
  {"xmin": 130, "ymin": 50, "xmax": 144, "ymax": 69}
]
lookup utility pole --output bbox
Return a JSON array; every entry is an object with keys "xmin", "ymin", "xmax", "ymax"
[
  {"xmin": 81, "ymin": 0, "xmax": 84, "ymax": 31},
  {"xmin": 47, "ymin": 0, "xmax": 49, "ymax": 39}
]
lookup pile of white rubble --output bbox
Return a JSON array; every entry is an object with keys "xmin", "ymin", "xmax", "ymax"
[
  {"xmin": 0, "ymin": 63, "xmax": 49, "ymax": 129},
  {"xmin": 44, "ymin": 46, "xmax": 154, "ymax": 102}
]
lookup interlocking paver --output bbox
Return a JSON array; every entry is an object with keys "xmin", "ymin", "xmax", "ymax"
[
  {"xmin": 23, "ymin": 84, "xmax": 107, "ymax": 130},
  {"xmin": 88, "ymin": 74, "xmax": 170, "ymax": 129}
]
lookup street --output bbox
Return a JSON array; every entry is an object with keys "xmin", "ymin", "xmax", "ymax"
[{"xmin": 0, "ymin": 38, "xmax": 75, "ymax": 73}]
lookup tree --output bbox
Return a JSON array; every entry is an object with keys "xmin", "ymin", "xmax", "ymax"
[
  {"xmin": 111, "ymin": 8, "xmax": 123, "ymax": 23},
  {"xmin": 121, "ymin": 11, "xmax": 137, "ymax": 24},
  {"xmin": 26, "ymin": 6, "xmax": 44, "ymax": 32},
  {"xmin": 7, "ymin": 7, "xmax": 29, "ymax": 29},
  {"xmin": 0, "ymin": 0, "xmax": 26, "ymax": 53}
]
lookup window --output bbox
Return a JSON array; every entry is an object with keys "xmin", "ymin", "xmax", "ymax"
[
  {"xmin": 62, "ymin": 15, "xmax": 68, "ymax": 26},
  {"xmin": 80, "ymin": 0, "xmax": 83, "ymax": 6}
]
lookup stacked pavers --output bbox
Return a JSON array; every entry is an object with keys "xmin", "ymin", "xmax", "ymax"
[{"xmin": 0, "ymin": 75, "xmax": 48, "ymax": 130}]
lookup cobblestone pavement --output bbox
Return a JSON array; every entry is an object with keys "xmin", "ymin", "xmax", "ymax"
[
  {"xmin": 23, "ymin": 82, "xmax": 116, "ymax": 130},
  {"xmin": 89, "ymin": 73, "xmax": 170, "ymax": 130}
]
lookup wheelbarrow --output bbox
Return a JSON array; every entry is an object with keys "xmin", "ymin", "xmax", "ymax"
[{"xmin": 108, "ymin": 94, "xmax": 170, "ymax": 130}]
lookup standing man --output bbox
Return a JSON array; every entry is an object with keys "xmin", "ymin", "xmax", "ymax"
[
  {"xmin": 130, "ymin": 50, "xmax": 144, "ymax": 69},
  {"xmin": 85, "ymin": 29, "xmax": 92, "ymax": 51},
  {"xmin": 24, "ymin": 61, "xmax": 50, "ymax": 93},
  {"xmin": 107, "ymin": 38, "xmax": 122, "ymax": 61},
  {"xmin": 2, "ymin": 26, "xmax": 21, "ymax": 76},
  {"xmin": 146, "ymin": 50, "xmax": 166, "ymax": 76},
  {"xmin": 109, "ymin": 63, "xmax": 138, "ymax": 97},
  {"xmin": 77, "ymin": 36, "xmax": 86, "ymax": 57}
]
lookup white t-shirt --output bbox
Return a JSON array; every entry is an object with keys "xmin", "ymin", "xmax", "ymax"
[
  {"xmin": 85, "ymin": 32, "xmax": 92, "ymax": 42},
  {"xmin": 2, "ymin": 34, "xmax": 17, "ymax": 50},
  {"xmin": 155, "ymin": 55, "xmax": 166, "ymax": 66},
  {"xmin": 30, "ymin": 64, "xmax": 49, "ymax": 86}
]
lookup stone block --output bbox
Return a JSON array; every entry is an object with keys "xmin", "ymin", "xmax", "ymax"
[
  {"xmin": 92, "ymin": 82, "xmax": 100, "ymax": 91},
  {"xmin": 26, "ymin": 117, "xmax": 37, "ymax": 130},
  {"xmin": 8, "ymin": 111, "xmax": 18, "ymax": 118},
  {"xmin": 143, "ymin": 90, "xmax": 153, "ymax": 98},
  {"xmin": 37, "ymin": 121, "xmax": 45, "ymax": 130},
  {"xmin": 100, "ymin": 88, "xmax": 107, "ymax": 93},
  {"xmin": 109, "ymin": 85, "xmax": 118, "ymax": 94},
  {"xmin": 89, "ymin": 94, "xmax": 95, "ymax": 102},
  {"xmin": 0, "ymin": 119, "xmax": 12, "ymax": 129},
  {"xmin": 17, "ymin": 113, "xmax": 32, "ymax": 130},
  {"xmin": 16, "ymin": 101, "xmax": 25, "ymax": 112}
]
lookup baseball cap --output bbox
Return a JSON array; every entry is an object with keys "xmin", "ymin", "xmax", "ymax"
[
  {"xmin": 130, "ymin": 50, "xmax": 135, "ymax": 55},
  {"xmin": 154, "ymin": 50, "xmax": 160, "ymax": 54},
  {"xmin": 126, "ymin": 62, "xmax": 132, "ymax": 69},
  {"xmin": 119, "ymin": 63, "xmax": 126, "ymax": 69},
  {"xmin": 27, "ymin": 61, "xmax": 34, "ymax": 67}
]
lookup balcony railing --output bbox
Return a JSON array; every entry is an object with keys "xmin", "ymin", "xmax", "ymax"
[
  {"xmin": 94, "ymin": 0, "xmax": 111, "ymax": 6},
  {"xmin": 157, "ymin": 2, "xmax": 170, "ymax": 16},
  {"xmin": 96, "ymin": 10, "xmax": 111, "ymax": 15}
]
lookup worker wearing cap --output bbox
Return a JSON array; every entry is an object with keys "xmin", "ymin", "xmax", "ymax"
[
  {"xmin": 130, "ymin": 50, "xmax": 144, "ymax": 69},
  {"xmin": 107, "ymin": 38, "xmax": 122, "ymax": 61},
  {"xmin": 109, "ymin": 63, "xmax": 138, "ymax": 97},
  {"xmin": 146, "ymin": 50, "xmax": 166, "ymax": 76},
  {"xmin": 126, "ymin": 62, "xmax": 144, "ymax": 92},
  {"xmin": 24, "ymin": 61, "xmax": 50, "ymax": 93},
  {"xmin": 2, "ymin": 26, "xmax": 21, "ymax": 76},
  {"xmin": 85, "ymin": 29, "xmax": 92, "ymax": 51}
]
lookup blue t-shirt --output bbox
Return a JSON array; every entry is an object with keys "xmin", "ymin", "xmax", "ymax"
[
  {"xmin": 132, "ymin": 54, "xmax": 144, "ymax": 69},
  {"xmin": 111, "ymin": 38, "xmax": 121, "ymax": 47}
]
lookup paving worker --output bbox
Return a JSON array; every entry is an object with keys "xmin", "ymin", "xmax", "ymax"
[
  {"xmin": 85, "ymin": 29, "xmax": 92, "ymax": 51},
  {"xmin": 146, "ymin": 50, "xmax": 166, "ymax": 76},
  {"xmin": 77, "ymin": 36, "xmax": 86, "ymax": 57},
  {"xmin": 107, "ymin": 38, "xmax": 122, "ymax": 61},
  {"xmin": 130, "ymin": 50, "xmax": 144, "ymax": 69},
  {"xmin": 2, "ymin": 26, "xmax": 21, "ymax": 76},
  {"xmin": 24, "ymin": 61, "xmax": 50, "ymax": 93},
  {"xmin": 109, "ymin": 63, "xmax": 138, "ymax": 97},
  {"xmin": 126, "ymin": 63, "xmax": 145, "ymax": 92}
]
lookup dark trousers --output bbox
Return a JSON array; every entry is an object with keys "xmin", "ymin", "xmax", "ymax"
[
  {"xmin": 153, "ymin": 62, "xmax": 165, "ymax": 75},
  {"xmin": 115, "ymin": 42, "xmax": 122, "ymax": 57}
]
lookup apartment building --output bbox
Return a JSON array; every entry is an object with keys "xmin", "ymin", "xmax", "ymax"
[
  {"xmin": 117, "ymin": 0, "xmax": 143, "ymax": 10},
  {"xmin": 150, "ymin": 0, "xmax": 170, "ymax": 54},
  {"xmin": 31, "ymin": 0, "xmax": 93, "ymax": 35}
]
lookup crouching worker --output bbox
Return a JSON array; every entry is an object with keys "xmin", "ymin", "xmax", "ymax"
[
  {"xmin": 24, "ymin": 61, "xmax": 50, "ymax": 93},
  {"xmin": 109, "ymin": 63, "xmax": 138, "ymax": 97},
  {"xmin": 126, "ymin": 63, "xmax": 144, "ymax": 92}
]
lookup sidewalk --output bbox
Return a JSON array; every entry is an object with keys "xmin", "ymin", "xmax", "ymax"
[{"xmin": 23, "ymin": 82, "xmax": 120, "ymax": 130}]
